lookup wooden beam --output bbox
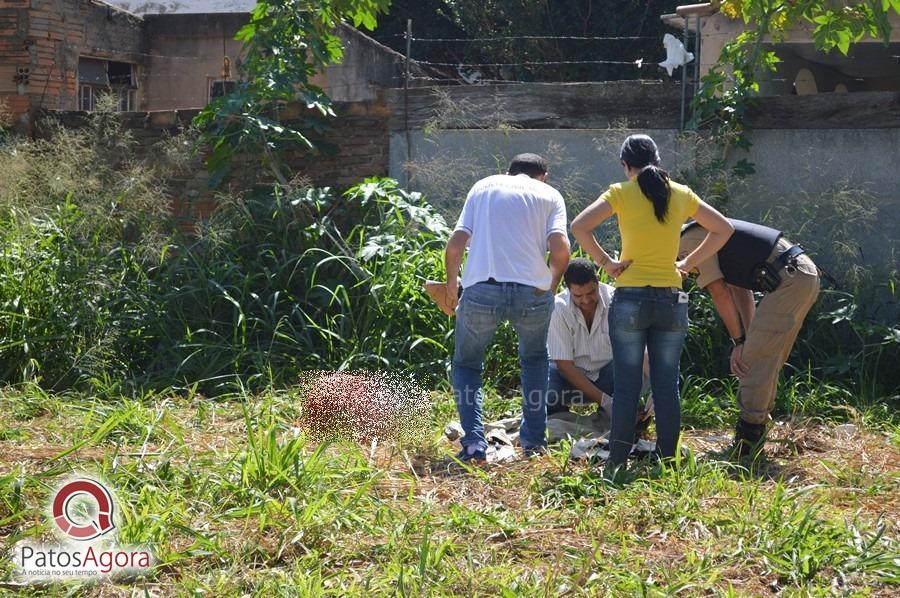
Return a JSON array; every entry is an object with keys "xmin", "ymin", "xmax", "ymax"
[
  {"xmin": 676, "ymin": 3, "xmax": 718, "ymax": 18},
  {"xmin": 745, "ymin": 91, "xmax": 900, "ymax": 129},
  {"xmin": 383, "ymin": 82, "xmax": 682, "ymax": 132}
]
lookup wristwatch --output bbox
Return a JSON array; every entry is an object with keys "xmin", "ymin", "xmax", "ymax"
[{"xmin": 731, "ymin": 334, "xmax": 746, "ymax": 347}]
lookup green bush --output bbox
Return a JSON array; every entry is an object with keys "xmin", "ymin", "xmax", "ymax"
[
  {"xmin": 139, "ymin": 179, "xmax": 454, "ymax": 392},
  {"xmin": 0, "ymin": 201, "xmax": 161, "ymax": 388}
]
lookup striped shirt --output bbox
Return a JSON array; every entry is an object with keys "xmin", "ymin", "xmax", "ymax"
[{"xmin": 547, "ymin": 285, "xmax": 614, "ymax": 381}]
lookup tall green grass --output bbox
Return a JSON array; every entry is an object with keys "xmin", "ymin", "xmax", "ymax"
[
  {"xmin": 0, "ymin": 125, "xmax": 168, "ymax": 388},
  {"xmin": 0, "ymin": 138, "xmax": 456, "ymax": 393},
  {"xmin": 135, "ymin": 178, "xmax": 454, "ymax": 392}
]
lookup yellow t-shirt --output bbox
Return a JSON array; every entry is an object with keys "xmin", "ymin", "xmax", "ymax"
[{"xmin": 603, "ymin": 178, "xmax": 701, "ymax": 288}]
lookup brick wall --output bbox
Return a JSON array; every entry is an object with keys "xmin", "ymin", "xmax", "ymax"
[
  {"xmin": 279, "ymin": 101, "xmax": 391, "ymax": 190},
  {"xmin": 0, "ymin": 0, "xmax": 34, "ymax": 130},
  {"xmin": 36, "ymin": 100, "xmax": 390, "ymax": 230},
  {"xmin": 0, "ymin": 1, "xmax": 30, "ymax": 93},
  {"xmin": 2, "ymin": 3, "xmax": 409, "ymax": 132},
  {"xmin": 29, "ymin": 0, "xmax": 145, "ymax": 110}
]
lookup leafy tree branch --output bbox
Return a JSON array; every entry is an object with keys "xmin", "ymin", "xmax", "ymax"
[
  {"xmin": 193, "ymin": 0, "xmax": 391, "ymax": 187},
  {"xmin": 691, "ymin": 0, "xmax": 900, "ymax": 172}
]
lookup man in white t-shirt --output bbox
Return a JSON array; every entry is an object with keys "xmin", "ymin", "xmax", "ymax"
[{"xmin": 443, "ymin": 153, "xmax": 570, "ymax": 462}]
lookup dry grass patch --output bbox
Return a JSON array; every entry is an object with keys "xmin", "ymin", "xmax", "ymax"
[{"xmin": 1, "ymin": 390, "xmax": 897, "ymax": 595}]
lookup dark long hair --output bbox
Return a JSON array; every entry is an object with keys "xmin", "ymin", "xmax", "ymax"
[{"xmin": 620, "ymin": 134, "xmax": 670, "ymax": 223}]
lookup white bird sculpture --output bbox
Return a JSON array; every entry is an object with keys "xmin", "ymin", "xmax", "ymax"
[{"xmin": 659, "ymin": 33, "xmax": 694, "ymax": 77}]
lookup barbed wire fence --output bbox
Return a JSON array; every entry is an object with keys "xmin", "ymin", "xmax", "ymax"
[
  {"xmin": 392, "ymin": 31, "xmax": 667, "ymax": 85},
  {"xmin": 393, "ymin": 20, "xmax": 703, "ymax": 209},
  {"xmin": 390, "ymin": 17, "xmax": 730, "ymax": 136}
]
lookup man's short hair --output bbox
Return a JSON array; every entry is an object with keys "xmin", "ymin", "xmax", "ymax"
[
  {"xmin": 564, "ymin": 258, "xmax": 599, "ymax": 287},
  {"xmin": 508, "ymin": 153, "xmax": 548, "ymax": 177}
]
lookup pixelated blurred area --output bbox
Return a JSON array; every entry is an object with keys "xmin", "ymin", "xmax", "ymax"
[{"xmin": 296, "ymin": 371, "xmax": 432, "ymax": 445}]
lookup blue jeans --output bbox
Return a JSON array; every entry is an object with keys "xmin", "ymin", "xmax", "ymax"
[
  {"xmin": 547, "ymin": 363, "xmax": 615, "ymax": 415},
  {"xmin": 452, "ymin": 281, "xmax": 554, "ymax": 451},
  {"xmin": 608, "ymin": 287, "xmax": 688, "ymax": 465}
]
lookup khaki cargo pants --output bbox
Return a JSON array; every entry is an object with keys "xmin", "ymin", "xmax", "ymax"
[{"xmin": 738, "ymin": 238, "xmax": 820, "ymax": 425}]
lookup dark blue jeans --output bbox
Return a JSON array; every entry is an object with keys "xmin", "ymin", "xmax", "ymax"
[
  {"xmin": 608, "ymin": 287, "xmax": 688, "ymax": 465},
  {"xmin": 546, "ymin": 362, "xmax": 615, "ymax": 415},
  {"xmin": 452, "ymin": 282, "xmax": 555, "ymax": 451}
]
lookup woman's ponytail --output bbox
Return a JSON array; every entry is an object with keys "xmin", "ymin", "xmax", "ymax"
[
  {"xmin": 620, "ymin": 134, "xmax": 671, "ymax": 223},
  {"xmin": 637, "ymin": 165, "xmax": 671, "ymax": 223}
]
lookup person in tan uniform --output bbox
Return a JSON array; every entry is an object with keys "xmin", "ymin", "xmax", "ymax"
[{"xmin": 679, "ymin": 219, "xmax": 820, "ymax": 457}]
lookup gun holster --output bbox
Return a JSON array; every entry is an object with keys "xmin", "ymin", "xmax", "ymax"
[
  {"xmin": 751, "ymin": 262, "xmax": 782, "ymax": 293},
  {"xmin": 751, "ymin": 244, "xmax": 806, "ymax": 293}
]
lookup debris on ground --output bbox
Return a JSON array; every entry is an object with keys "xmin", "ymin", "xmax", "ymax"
[{"xmin": 443, "ymin": 407, "xmax": 658, "ymax": 462}]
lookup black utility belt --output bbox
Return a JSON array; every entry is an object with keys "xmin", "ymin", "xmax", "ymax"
[{"xmin": 751, "ymin": 244, "xmax": 806, "ymax": 293}]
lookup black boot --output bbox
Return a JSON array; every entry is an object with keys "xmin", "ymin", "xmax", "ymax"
[{"xmin": 732, "ymin": 418, "xmax": 767, "ymax": 459}]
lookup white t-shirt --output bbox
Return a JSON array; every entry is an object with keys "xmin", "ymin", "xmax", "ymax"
[
  {"xmin": 547, "ymin": 285, "xmax": 614, "ymax": 381},
  {"xmin": 454, "ymin": 173, "xmax": 567, "ymax": 290}
]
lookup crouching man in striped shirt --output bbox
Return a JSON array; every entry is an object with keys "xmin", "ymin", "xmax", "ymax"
[
  {"xmin": 547, "ymin": 259, "xmax": 651, "ymax": 426},
  {"xmin": 547, "ymin": 259, "xmax": 617, "ymax": 416}
]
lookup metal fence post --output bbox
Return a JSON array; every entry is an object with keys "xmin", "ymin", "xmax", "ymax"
[
  {"xmin": 680, "ymin": 16, "xmax": 688, "ymax": 131},
  {"xmin": 404, "ymin": 19, "xmax": 412, "ymax": 184},
  {"xmin": 693, "ymin": 15, "xmax": 702, "ymax": 128}
]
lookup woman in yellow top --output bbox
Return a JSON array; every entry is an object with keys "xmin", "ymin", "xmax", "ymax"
[{"xmin": 572, "ymin": 135, "xmax": 733, "ymax": 469}]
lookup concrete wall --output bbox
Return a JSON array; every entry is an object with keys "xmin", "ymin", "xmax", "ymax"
[
  {"xmin": 390, "ymin": 128, "xmax": 686, "ymax": 216},
  {"xmin": 143, "ymin": 17, "xmax": 408, "ymax": 110},
  {"xmin": 395, "ymin": 128, "xmax": 900, "ymax": 202},
  {"xmin": 315, "ymin": 25, "xmax": 408, "ymax": 102},
  {"xmin": 142, "ymin": 18, "xmax": 409, "ymax": 110},
  {"xmin": 143, "ymin": 13, "xmax": 246, "ymax": 111},
  {"xmin": 738, "ymin": 128, "xmax": 900, "ymax": 199}
]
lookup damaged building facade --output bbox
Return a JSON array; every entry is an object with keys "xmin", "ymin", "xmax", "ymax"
[{"xmin": 0, "ymin": 0, "xmax": 409, "ymax": 132}]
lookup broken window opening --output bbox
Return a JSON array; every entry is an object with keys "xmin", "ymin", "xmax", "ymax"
[
  {"xmin": 107, "ymin": 61, "xmax": 134, "ymax": 86},
  {"xmin": 77, "ymin": 57, "xmax": 137, "ymax": 112}
]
